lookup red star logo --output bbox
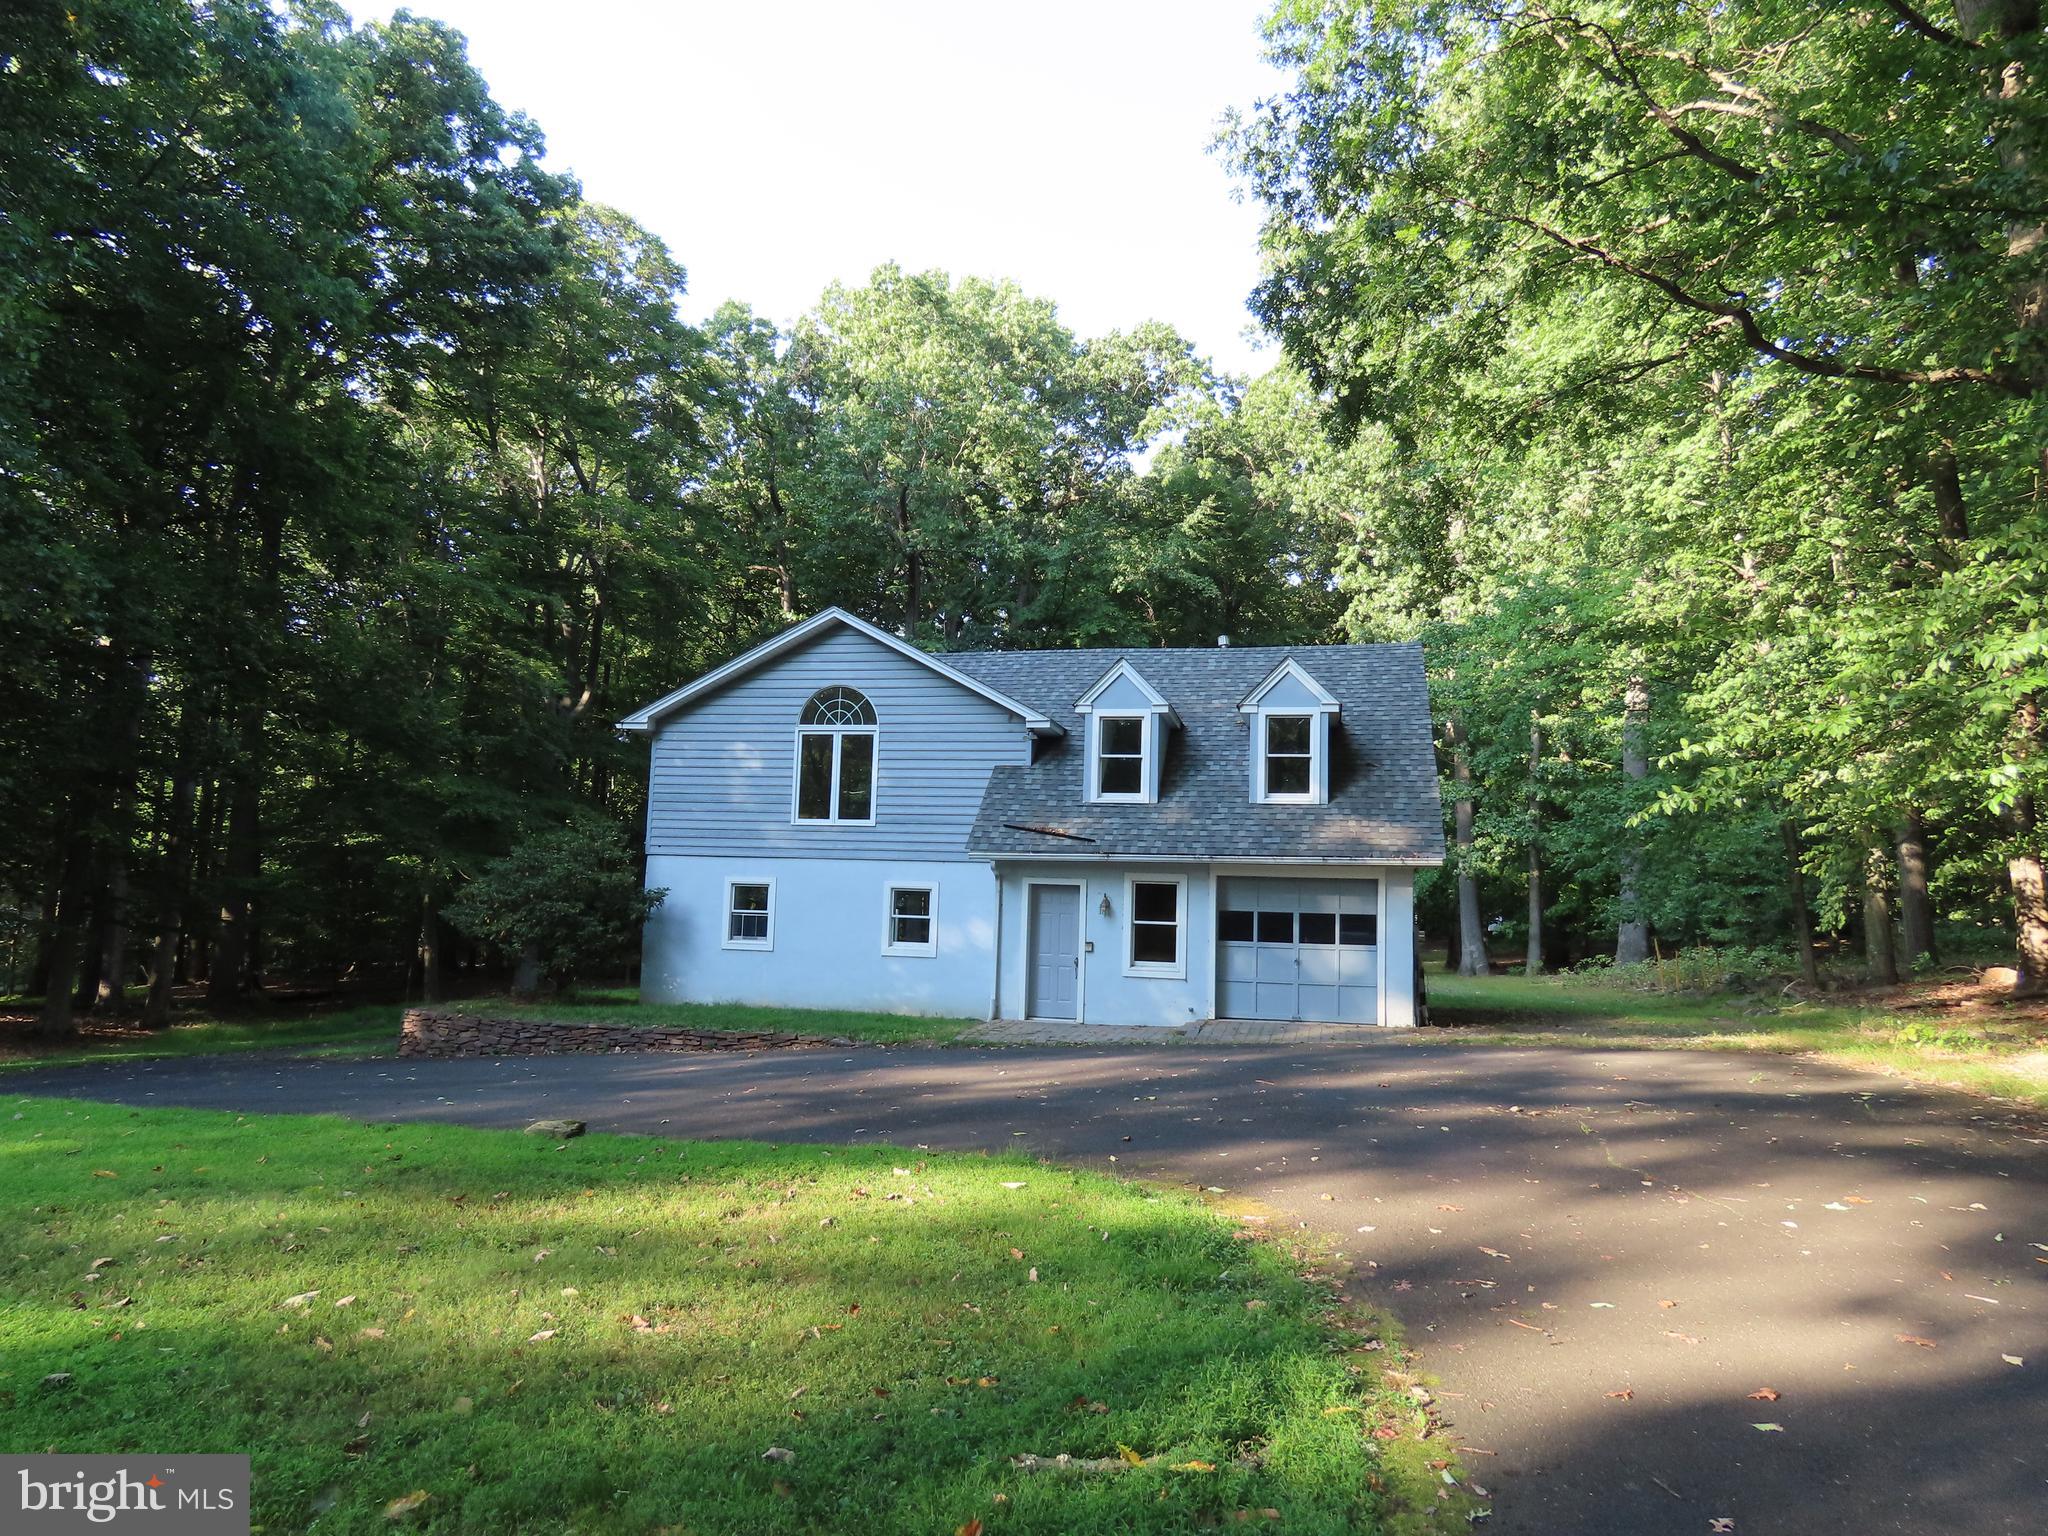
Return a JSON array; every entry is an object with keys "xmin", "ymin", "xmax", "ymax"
[{"xmin": 146, "ymin": 1476, "xmax": 163, "ymax": 1488}]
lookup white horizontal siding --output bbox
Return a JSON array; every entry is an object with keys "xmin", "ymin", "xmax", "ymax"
[{"xmin": 646, "ymin": 627, "xmax": 1034, "ymax": 861}]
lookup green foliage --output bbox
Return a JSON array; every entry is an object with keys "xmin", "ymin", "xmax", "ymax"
[
  {"xmin": 1230, "ymin": 1, "xmax": 2048, "ymax": 969},
  {"xmin": 442, "ymin": 822, "xmax": 665, "ymax": 990}
]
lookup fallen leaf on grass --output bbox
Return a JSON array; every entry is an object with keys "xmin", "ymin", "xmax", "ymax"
[
  {"xmin": 1116, "ymin": 1444, "xmax": 1144, "ymax": 1466},
  {"xmin": 382, "ymin": 1490, "xmax": 431, "ymax": 1520},
  {"xmin": 281, "ymin": 1290, "xmax": 320, "ymax": 1309},
  {"xmin": 1746, "ymin": 1387, "xmax": 1780, "ymax": 1402},
  {"xmin": 1896, "ymin": 1334, "xmax": 1938, "ymax": 1349},
  {"xmin": 956, "ymin": 1521, "xmax": 983, "ymax": 1536},
  {"xmin": 1170, "ymin": 1460, "xmax": 1217, "ymax": 1472},
  {"xmin": 358, "ymin": 1327, "xmax": 385, "ymax": 1340},
  {"xmin": 527, "ymin": 1329, "xmax": 556, "ymax": 1342},
  {"xmin": 761, "ymin": 1446, "xmax": 796, "ymax": 1464},
  {"xmin": 92, "ymin": 1170, "xmax": 118, "ymax": 1179}
]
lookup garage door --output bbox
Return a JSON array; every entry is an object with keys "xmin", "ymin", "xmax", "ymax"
[{"xmin": 1217, "ymin": 877, "xmax": 1378, "ymax": 1023}]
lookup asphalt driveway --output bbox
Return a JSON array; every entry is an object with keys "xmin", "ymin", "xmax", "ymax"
[{"xmin": 11, "ymin": 1038, "xmax": 2045, "ymax": 1535}]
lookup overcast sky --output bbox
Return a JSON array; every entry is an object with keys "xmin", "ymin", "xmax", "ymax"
[{"xmin": 346, "ymin": 0, "xmax": 1290, "ymax": 377}]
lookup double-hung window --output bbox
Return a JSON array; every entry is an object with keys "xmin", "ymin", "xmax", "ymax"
[
  {"xmin": 1096, "ymin": 715, "xmax": 1146, "ymax": 799},
  {"xmin": 795, "ymin": 686, "xmax": 877, "ymax": 823},
  {"xmin": 1125, "ymin": 876, "xmax": 1185, "ymax": 978},
  {"xmin": 883, "ymin": 884, "xmax": 937, "ymax": 957},
  {"xmin": 1262, "ymin": 713, "xmax": 1315, "ymax": 799},
  {"xmin": 724, "ymin": 879, "xmax": 774, "ymax": 950}
]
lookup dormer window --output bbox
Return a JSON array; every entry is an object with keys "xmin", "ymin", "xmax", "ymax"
[
  {"xmin": 1097, "ymin": 716, "xmax": 1147, "ymax": 798},
  {"xmin": 1263, "ymin": 714, "xmax": 1315, "ymax": 799},
  {"xmin": 794, "ymin": 686, "xmax": 876, "ymax": 823},
  {"xmin": 1240, "ymin": 658, "xmax": 1340, "ymax": 805},
  {"xmin": 1075, "ymin": 659, "xmax": 1177, "ymax": 805}
]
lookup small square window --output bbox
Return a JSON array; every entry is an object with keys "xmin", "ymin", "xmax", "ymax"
[
  {"xmin": 1339, "ymin": 913, "xmax": 1377, "ymax": 947},
  {"xmin": 884, "ymin": 885, "xmax": 937, "ymax": 955},
  {"xmin": 1219, "ymin": 908, "xmax": 1255, "ymax": 943},
  {"xmin": 725, "ymin": 881, "xmax": 773, "ymax": 949},
  {"xmin": 1127, "ymin": 878, "xmax": 1183, "ymax": 973},
  {"xmin": 1256, "ymin": 910, "xmax": 1294, "ymax": 944},
  {"xmin": 1299, "ymin": 911, "xmax": 1337, "ymax": 946}
]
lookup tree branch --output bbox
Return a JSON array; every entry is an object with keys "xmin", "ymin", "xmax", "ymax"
[
  {"xmin": 1464, "ymin": 199, "xmax": 2032, "ymax": 393},
  {"xmin": 1883, "ymin": 1, "xmax": 1981, "ymax": 47}
]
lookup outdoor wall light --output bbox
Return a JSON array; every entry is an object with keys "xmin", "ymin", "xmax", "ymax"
[{"xmin": 1099, "ymin": 894, "xmax": 1113, "ymax": 918}]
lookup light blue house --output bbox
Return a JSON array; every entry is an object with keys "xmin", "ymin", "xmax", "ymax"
[{"xmin": 620, "ymin": 609, "xmax": 1444, "ymax": 1028}]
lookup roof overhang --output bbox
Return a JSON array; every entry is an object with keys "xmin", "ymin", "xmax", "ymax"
[
  {"xmin": 1238, "ymin": 656, "xmax": 1342, "ymax": 715},
  {"xmin": 617, "ymin": 607, "xmax": 1063, "ymax": 735},
  {"xmin": 1073, "ymin": 657, "xmax": 1182, "ymax": 728},
  {"xmin": 972, "ymin": 851, "xmax": 1446, "ymax": 866}
]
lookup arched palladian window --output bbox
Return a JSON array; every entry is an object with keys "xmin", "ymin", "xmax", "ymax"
[{"xmin": 794, "ymin": 687, "xmax": 877, "ymax": 823}]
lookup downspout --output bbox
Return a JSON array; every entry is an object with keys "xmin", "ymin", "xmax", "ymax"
[{"xmin": 989, "ymin": 867, "xmax": 1004, "ymax": 1021}]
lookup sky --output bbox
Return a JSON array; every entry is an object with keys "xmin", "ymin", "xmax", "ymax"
[{"xmin": 345, "ymin": 0, "xmax": 1292, "ymax": 378}]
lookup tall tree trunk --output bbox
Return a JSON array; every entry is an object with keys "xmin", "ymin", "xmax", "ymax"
[
  {"xmin": 35, "ymin": 823, "xmax": 90, "ymax": 1039},
  {"xmin": 1863, "ymin": 847, "xmax": 1900, "ymax": 986},
  {"xmin": 1525, "ymin": 713, "xmax": 1543, "ymax": 976},
  {"xmin": 143, "ymin": 696, "xmax": 204, "ymax": 1029},
  {"xmin": 895, "ymin": 483, "xmax": 921, "ymax": 634},
  {"xmin": 1782, "ymin": 821, "xmax": 1821, "ymax": 989},
  {"xmin": 93, "ymin": 856, "xmax": 130, "ymax": 1012},
  {"xmin": 1615, "ymin": 675, "xmax": 1651, "ymax": 966},
  {"xmin": 210, "ymin": 506, "xmax": 282, "ymax": 1006},
  {"xmin": 417, "ymin": 887, "xmax": 446, "ymax": 1004},
  {"xmin": 2011, "ymin": 696, "xmax": 2048, "ymax": 994},
  {"xmin": 1896, "ymin": 811, "xmax": 1936, "ymax": 968},
  {"xmin": 1445, "ymin": 713, "xmax": 1488, "ymax": 977}
]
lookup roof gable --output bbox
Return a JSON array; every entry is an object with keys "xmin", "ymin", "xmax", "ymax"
[
  {"xmin": 618, "ymin": 608, "xmax": 1060, "ymax": 734},
  {"xmin": 1074, "ymin": 658, "xmax": 1178, "ymax": 722},
  {"xmin": 1239, "ymin": 656, "xmax": 1340, "ymax": 714}
]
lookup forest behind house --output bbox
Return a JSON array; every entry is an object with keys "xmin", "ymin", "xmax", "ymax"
[{"xmin": 5, "ymin": 1, "xmax": 2046, "ymax": 1036}]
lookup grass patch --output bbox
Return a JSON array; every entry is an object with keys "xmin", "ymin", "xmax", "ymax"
[
  {"xmin": 0, "ymin": 1104, "xmax": 1462, "ymax": 1534},
  {"xmin": 1427, "ymin": 969, "xmax": 2048, "ymax": 1109},
  {"xmin": 454, "ymin": 990, "xmax": 978, "ymax": 1045},
  {"xmin": 0, "ymin": 1005, "xmax": 400, "ymax": 1074}
]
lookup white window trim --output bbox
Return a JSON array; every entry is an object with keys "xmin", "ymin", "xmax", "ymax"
[
  {"xmin": 881, "ymin": 881, "xmax": 939, "ymax": 958},
  {"xmin": 721, "ymin": 876, "xmax": 776, "ymax": 952},
  {"xmin": 1255, "ymin": 710, "xmax": 1321, "ymax": 805},
  {"xmin": 1092, "ymin": 712, "xmax": 1153, "ymax": 804},
  {"xmin": 789, "ymin": 724, "xmax": 879, "ymax": 826},
  {"xmin": 1122, "ymin": 873, "xmax": 1187, "ymax": 980}
]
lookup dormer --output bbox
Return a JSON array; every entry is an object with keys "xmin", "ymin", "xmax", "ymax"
[
  {"xmin": 1075, "ymin": 659, "xmax": 1177, "ymax": 804},
  {"xmin": 1239, "ymin": 657, "xmax": 1340, "ymax": 805}
]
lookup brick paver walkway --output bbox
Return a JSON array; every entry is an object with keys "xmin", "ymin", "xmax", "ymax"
[{"xmin": 960, "ymin": 1017, "xmax": 1398, "ymax": 1046}]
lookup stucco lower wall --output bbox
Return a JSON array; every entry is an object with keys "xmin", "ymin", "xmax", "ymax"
[
  {"xmin": 993, "ymin": 861, "xmax": 1421, "ymax": 1027},
  {"xmin": 641, "ymin": 853, "xmax": 997, "ymax": 1018}
]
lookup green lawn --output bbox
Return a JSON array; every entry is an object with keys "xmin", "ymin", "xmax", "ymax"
[
  {"xmin": 452, "ymin": 990, "xmax": 979, "ymax": 1045},
  {"xmin": 0, "ymin": 1103, "xmax": 1466, "ymax": 1534},
  {"xmin": 1427, "ymin": 969, "xmax": 2048, "ymax": 1109},
  {"xmin": 0, "ymin": 1004, "xmax": 400, "ymax": 1074}
]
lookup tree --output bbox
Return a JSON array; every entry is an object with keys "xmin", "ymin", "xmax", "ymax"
[{"xmin": 443, "ymin": 821, "xmax": 666, "ymax": 995}]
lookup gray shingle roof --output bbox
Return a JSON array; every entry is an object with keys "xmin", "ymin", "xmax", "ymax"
[{"xmin": 945, "ymin": 642, "xmax": 1445, "ymax": 864}]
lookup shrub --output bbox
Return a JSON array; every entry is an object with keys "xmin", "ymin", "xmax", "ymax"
[
  {"xmin": 444, "ymin": 820, "xmax": 666, "ymax": 993},
  {"xmin": 1569, "ymin": 944, "xmax": 1798, "ymax": 995}
]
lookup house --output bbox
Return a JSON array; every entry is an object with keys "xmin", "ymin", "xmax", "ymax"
[{"xmin": 619, "ymin": 608, "xmax": 1445, "ymax": 1027}]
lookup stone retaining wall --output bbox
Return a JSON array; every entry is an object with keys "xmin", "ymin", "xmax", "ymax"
[{"xmin": 398, "ymin": 1008, "xmax": 852, "ymax": 1059}]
